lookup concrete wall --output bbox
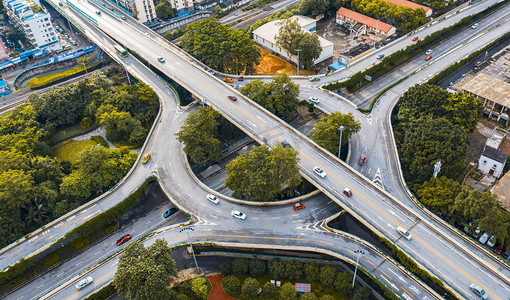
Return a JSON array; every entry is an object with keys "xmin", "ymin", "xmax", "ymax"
[{"xmin": 154, "ymin": 11, "xmax": 212, "ymax": 34}]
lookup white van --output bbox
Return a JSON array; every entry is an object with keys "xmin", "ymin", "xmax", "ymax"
[
  {"xmin": 478, "ymin": 232, "xmax": 489, "ymax": 244},
  {"xmin": 397, "ymin": 226, "xmax": 412, "ymax": 240}
]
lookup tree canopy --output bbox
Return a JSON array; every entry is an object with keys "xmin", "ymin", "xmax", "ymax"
[
  {"xmin": 309, "ymin": 112, "xmax": 361, "ymax": 155},
  {"xmin": 275, "ymin": 18, "xmax": 322, "ymax": 70},
  {"xmin": 176, "ymin": 106, "xmax": 222, "ymax": 165},
  {"xmin": 240, "ymin": 74, "xmax": 300, "ymax": 118},
  {"xmin": 224, "ymin": 145, "xmax": 301, "ymax": 201},
  {"xmin": 181, "ymin": 18, "xmax": 261, "ymax": 74},
  {"xmin": 155, "ymin": 2, "xmax": 175, "ymax": 20},
  {"xmin": 114, "ymin": 239, "xmax": 177, "ymax": 300},
  {"xmin": 401, "ymin": 118, "xmax": 468, "ymax": 187},
  {"xmin": 350, "ymin": 0, "xmax": 426, "ymax": 31},
  {"xmin": 416, "ymin": 176, "xmax": 461, "ymax": 216},
  {"xmin": 298, "ymin": 0, "xmax": 329, "ymax": 17}
]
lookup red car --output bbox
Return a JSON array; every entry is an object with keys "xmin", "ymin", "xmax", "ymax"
[
  {"xmin": 238, "ymin": 76, "xmax": 244, "ymax": 81},
  {"xmin": 116, "ymin": 234, "xmax": 131, "ymax": 246},
  {"xmin": 228, "ymin": 95, "xmax": 237, "ymax": 101},
  {"xmin": 412, "ymin": 36, "xmax": 419, "ymax": 41},
  {"xmin": 358, "ymin": 155, "xmax": 367, "ymax": 166},
  {"xmin": 343, "ymin": 188, "xmax": 352, "ymax": 197},
  {"xmin": 294, "ymin": 203, "xmax": 305, "ymax": 211},
  {"xmin": 425, "ymin": 55, "xmax": 432, "ymax": 61},
  {"xmin": 494, "ymin": 244, "xmax": 504, "ymax": 255}
]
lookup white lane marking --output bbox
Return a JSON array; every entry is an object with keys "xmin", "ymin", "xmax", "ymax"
[
  {"xmin": 271, "ymin": 217, "xmax": 280, "ymax": 220},
  {"xmin": 312, "ymin": 208, "xmax": 319, "ymax": 211},
  {"xmin": 256, "ymin": 116, "xmax": 267, "ymax": 124},
  {"xmin": 37, "ymin": 284, "xmax": 44, "ymax": 289},
  {"xmin": 146, "ymin": 221, "xmax": 151, "ymax": 225},
  {"xmin": 94, "ymin": 251, "xmax": 100, "ymax": 255},
  {"xmin": 293, "ymin": 220, "xmax": 302, "ymax": 223},
  {"xmin": 84, "ymin": 211, "xmax": 100, "ymax": 220}
]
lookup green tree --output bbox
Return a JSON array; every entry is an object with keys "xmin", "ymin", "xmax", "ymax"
[
  {"xmin": 267, "ymin": 258, "xmax": 285, "ymax": 279},
  {"xmin": 232, "ymin": 258, "xmax": 249, "ymax": 274},
  {"xmin": 249, "ymin": 259, "xmax": 266, "ymax": 276},
  {"xmin": 181, "ymin": 18, "xmax": 260, "ymax": 74},
  {"xmin": 304, "ymin": 262, "xmax": 320, "ymax": 281},
  {"xmin": 309, "ymin": 112, "xmax": 361, "ymax": 155},
  {"xmin": 477, "ymin": 206, "xmax": 510, "ymax": 245},
  {"xmin": 241, "ymin": 277, "xmax": 261, "ymax": 299},
  {"xmin": 401, "ymin": 118, "xmax": 468, "ymax": 186},
  {"xmin": 334, "ymin": 271, "xmax": 352, "ymax": 294},
  {"xmin": 279, "ymin": 282, "xmax": 297, "ymax": 300},
  {"xmin": 444, "ymin": 92, "xmax": 483, "ymax": 134},
  {"xmin": 352, "ymin": 285, "xmax": 371, "ymax": 300},
  {"xmin": 261, "ymin": 282, "xmax": 277, "ymax": 298},
  {"xmin": 319, "ymin": 295, "xmax": 335, "ymax": 300},
  {"xmin": 450, "ymin": 187, "xmax": 498, "ymax": 227},
  {"xmin": 319, "ymin": 265, "xmax": 336, "ymax": 286},
  {"xmin": 222, "ymin": 275, "xmax": 241, "ymax": 297},
  {"xmin": 224, "ymin": 145, "xmax": 301, "ymax": 201},
  {"xmin": 155, "ymin": 2, "xmax": 175, "ymax": 20},
  {"xmin": 191, "ymin": 277, "xmax": 208, "ymax": 300},
  {"xmin": 300, "ymin": 292, "xmax": 318, "ymax": 300},
  {"xmin": 113, "ymin": 239, "xmax": 177, "ymax": 300},
  {"xmin": 240, "ymin": 74, "xmax": 300, "ymax": 118},
  {"xmin": 176, "ymin": 106, "xmax": 222, "ymax": 165},
  {"xmin": 416, "ymin": 176, "xmax": 461, "ymax": 216},
  {"xmin": 298, "ymin": 0, "xmax": 329, "ymax": 16},
  {"xmin": 284, "ymin": 260, "xmax": 302, "ymax": 280},
  {"xmin": 275, "ymin": 19, "xmax": 322, "ymax": 70}
]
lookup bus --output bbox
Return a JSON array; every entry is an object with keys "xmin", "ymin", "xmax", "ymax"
[{"xmin": 114, "ymin": 45, "xmax": 128, "ymax": 57}]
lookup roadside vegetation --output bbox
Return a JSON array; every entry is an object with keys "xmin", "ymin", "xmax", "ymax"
[
  {"xmin": 181, "ymin": 18, "xmax": 261, "ymax": 74},
  {"xmin": 0, "ymin": 73, "xmax": 158, "ymax": 248},
  {"xmin": 275, "ymin": 19, "xmax": 322, "ymax": 70}
]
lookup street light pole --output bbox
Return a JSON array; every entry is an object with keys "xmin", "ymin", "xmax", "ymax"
[
  {"xmin": 179, "ymin": 227, "xmax": 200, "ymax": 273},
  {"xmin": 373, "ymin": 20, "xmax": 379, "ymax": 49},
  {"xmin": 352, "ymin": 250, "xmax": 365, "ymax": 289},
  {"xmin": 338, "ymin": 125, "xmax": 346, "ymax": 159},
  {"xmin": 295, "ymin": 49, "xmax": 302, "ymax": 75}
]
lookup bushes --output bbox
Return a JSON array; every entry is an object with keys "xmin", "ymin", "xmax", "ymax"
[
  {"xmin": 222, "ymin": 275, "xmax": 241, "ymax": 298},
  {"xmin": 90, "ymin": 135, "xmax": 109, "ymax": 147}
]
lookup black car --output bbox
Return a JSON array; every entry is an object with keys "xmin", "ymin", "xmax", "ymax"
[
  {"xmin": 282, "ymin": 140, "xmax": 292, "ymax": 148},
  {"xmin": 164, "ymin": 207, "xmax": 178, "ymax": 218}
]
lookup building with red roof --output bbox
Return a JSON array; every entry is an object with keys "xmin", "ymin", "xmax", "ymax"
[{"xmin": 336, "ymin": 7, "xmax": 396, "ymax": 38}]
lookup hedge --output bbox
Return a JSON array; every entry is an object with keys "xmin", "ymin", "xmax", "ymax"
[
  {"xmin": 83, "ymin": 282, "xmax": 116, "ymax": 300},
  {"xmin": 0, "ymin": 176, "xmax": 157, "ymax": 293}
]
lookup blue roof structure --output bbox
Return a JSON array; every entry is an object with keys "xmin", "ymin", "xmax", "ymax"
[{"xmin": 329, "ymin": 61, "xmax": 346, "ymax": 71}]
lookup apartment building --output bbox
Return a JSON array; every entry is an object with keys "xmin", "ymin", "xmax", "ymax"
[
  {"xmin": 336, "ymin": 7, "xmax": 396, "ymax": 38},
  {"xmin": 169, "ymin": 0, "xmax": 193, "ymax": 11},
  {"xmin": 111, "ymin": 0, "xmax": 156, "ymax": 23},
  {"xmin": 4, "ymin": 0, "xmax": 60, "ymax": 51}
]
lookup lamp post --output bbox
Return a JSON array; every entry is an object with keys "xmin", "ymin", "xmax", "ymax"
[
  {"xmin": 352, "ymin": 249, "xmax": 365, "ymax": 289},
  {"xmin": 295, "ymin": 49, "xmax": 302, "ymax": 75},
  {"xmin": 338, "ymin": 125, "xmax": 346, "ymax": 159},
  {"xmin": 179, "ymin": 227, "xmax": 200, "ymax": 273},
  {"xmin": 373, "ymin": 20, "xmax": 379, "ymax": 49}
]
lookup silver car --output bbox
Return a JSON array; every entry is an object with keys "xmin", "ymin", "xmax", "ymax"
[
  {"xmin": 76, "ymin": 276, "xmax": 93, "ymax": 290},
  {"xmin": 207, "ymin": 194, "xmax": 219, "ymax": 204}
]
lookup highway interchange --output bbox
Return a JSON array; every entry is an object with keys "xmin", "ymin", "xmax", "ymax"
[{"xmin": 1, "ymin": 0, "xmax": 510, "ymax": 299}]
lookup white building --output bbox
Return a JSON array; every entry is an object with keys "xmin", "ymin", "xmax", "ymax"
[
  {"xmin": 478, "ymin": 128, "xmax": 508, "ymax": 178},
  {"xmin": 252, "ymin": 15, "xmax": 334, "ymax": 66},
  {"xmin": 4, "ymin": 0, "xmax": 60, "ymax": 51},
  {"xmin": 336, "ymin": 7, "xmax": 396, "ymax": 38},
  {"xmin": 111, "ymin": 0, "xmax": 156, "ymax": 23}
]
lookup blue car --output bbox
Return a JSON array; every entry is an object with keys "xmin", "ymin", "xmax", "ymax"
[{"xmin": 164, "ymin": 207, "xmax": 178, "ymax": 218}]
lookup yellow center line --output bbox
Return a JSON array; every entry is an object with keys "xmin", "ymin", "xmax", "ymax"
[
  {"xmin": 97, "ymin": 16, "xmax": 501, "ymax": 298},
  {"xmin": 346, "ymin": 249, "xmax": 355, "ymax": 254},
  {"xmin": 200, "ymin": 234, "xmax": 217, "ymax": 237},
  {"xmin": 382, "ymin": 271, "xmax": 392, "ymax": 280},
  {"xmin": 34, "ymin": 234, "xmax": 48, "ymax": 243},
  {"xmin": 173, "ymin": 236, "xmax": 186, "ymax": 240},
  {"xmin": 262, "ymin": 237, "xmax": 278, "ymax": 239},
  {"xmin": 97, "ymin": 273, "xmax": 109, "ymax": 282},
  {"xmin": 8, "ymin": 248, "xmax": 22, "ymax": 257},
  {"xmin": 67, "ymin": 292, "xmax": 80, "ymax": 300},
  {"xmin": 400, "ymin": 286, "xmax": 414, "ymax": 298},
  {"xmin": 320, "ymin": 241, "xmax": 334, "ymax": 246},
  {"xmin": 396, "ymin": 189, "xmax": 403, "ymax": 199},
  {"xmin": 381, "ymin": 124, "xmax": 394, "ymax": 179},
  {"xmin": 290, "ymin": 238, "xmax": 306, "ymax": 241},
  {"xmin": 230, "ymin": 235, "xmax": 250, "ymax": 238},
  {"xmin": 367, "ymin": 259, "xmax": 375, "ymax": 266}
]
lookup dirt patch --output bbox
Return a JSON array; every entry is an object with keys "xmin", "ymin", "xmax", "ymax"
[
  {"xmin": 255, "ymin": 46, "xmax": 315, "ymax": 75},
  {"xmin": 207, "ymin": 274, "xmax": 236, "ymax": 300}
]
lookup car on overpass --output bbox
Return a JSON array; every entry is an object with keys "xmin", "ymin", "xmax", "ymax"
[
  {"xmin": 116, "ymin": 234, "xmax": 132, "ymax": 246},
  {"xmin": 397, "ymin": 226, "xmax": 412, "ymax": 240},
  {"xmin": 343, "ymin": 188, "xmax": 352, "ymax": 197},
  {"xmin": 158, "ymin": 57, "xmax": 165, "ymax": 63},
  {"xmin": 142, "ymin": 153, "xmax": 151, "ymax": 164},
  {"xmin": 75, "ymin": 276, "xmax": 93, "ymax": 290},
  {"xmin": 228, "ymin": 95, "xmax": 237, "ymax": 101},
  {"xmin": 425, "ymin": 55, "xmax": 432, "ymax": 61},
  {"xmin": 469, "ymin": 283, "xmax": 488, "ymax": 299},
  {"xmin": 309, "ymin": 97, "xmax": 320, "ymax": 104},
  {"xmin": 313, "ymin": 166, "xmax": 326, "ymax": 178},
  {"xmin": 412, "ymin": 36, "xmax": 419, "ymax": 41}
]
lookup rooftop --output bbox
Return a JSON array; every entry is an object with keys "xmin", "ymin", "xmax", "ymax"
[
  {"xmin": 385, "ymin": 0, "xmax": 431, "ymax": 12},
  {"xmin": 336, "ymin": 7, "xmax": 395, "ymax": 34},
  {"xmin": 482, "ymin": 145, "xmax": 508, "ymax": 163},
  {"xmin": 460, "ymin": 73, "xmax": 510, "ymax": 108},
  {"xmin": 486, "ymin": 128, "xmax": 506, "ymax": 149},
  {"xmin": 252, "ymin": 16, "xmax": 333, "ymax": 49},
  {"xmin": 492, "ymin": 170, "xmax": 510, "ymax": 211}
]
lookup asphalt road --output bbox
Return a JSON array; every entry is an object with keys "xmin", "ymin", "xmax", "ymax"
[{"xmin": 2, "ymin": 0, "xmax": 509, "ymax": 299}]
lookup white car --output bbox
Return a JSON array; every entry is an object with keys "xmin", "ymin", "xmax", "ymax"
[
  {"xmin": 396, "ymin": 226, "xmax": 412, "ymax": 240},
  {"xmin": 471, "ymin": 23, "xmax": 478, "ymax": 29},
  {"xmin": 425, "ymin": 49, "xmax": 433, "ymax": 55},
  {"xmin": 207, "ymin": 194, "xmax": 219, "ymax": 204},
  {"xmin": 231, "ymin": 210, "xmax": 246, "ymax": 220},
  {"xmin": 469, "ymin": 283, "xmax": 488, "ymax": 299},
  {"xmin": 76, "ymin": 276, "xmax": 93, "ymax": 290},
  {"xmin": 308, "ymin": 97, "xmax": 320, "ymax": 104},
  {"xmin": 487, "ymin": 235, "xmax": 496, "ymax": 247},
  {"xmin": 158, "ymin": 57, "xmax": 165, "ymax": 63},
  {"xmin": 313, "ymin": 166, "xmax": 326, "ymax": 178}
]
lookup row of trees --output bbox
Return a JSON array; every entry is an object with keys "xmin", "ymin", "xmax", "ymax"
[
  {"xmin": 181, "ymin": 18, "xmax": 261, "ymax": 75},
  {"xmin": 220, "ymin": 258, "xmax": 371, "ymax": 299},
  {"xmin": 394, "ymin": 84, "xmax": 482, "ymax": 187},
  {"xmin": 0, "ymin": 73, "xmax": 158, "ymax": 247}
]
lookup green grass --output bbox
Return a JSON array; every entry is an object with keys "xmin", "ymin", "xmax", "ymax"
[
  {"xmin": 112, "ymin": 141, "xmax": 143, "ymax": 149},
  {"xmin": 231, "ymin": 275, "xmax": 349, "ymax": 299},
  {"xmin": 26, "ymin": 65, "xmax": 86, "ymax": 88},
  {"xmin": 52, "ymin": 123, "xmax": 98, "ymax": 141},
  {"xmin": 52, "ymin": 139, "xmax": 99, "ymax": 163}
]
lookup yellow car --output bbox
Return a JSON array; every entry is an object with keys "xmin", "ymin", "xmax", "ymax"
[
  {"xmin": 223, "ymin": 77, "xmax": 234, "ymax": 83},
  {"xmin": 141, "ymin": 153, "xmax": 151, "ymax": 164}
]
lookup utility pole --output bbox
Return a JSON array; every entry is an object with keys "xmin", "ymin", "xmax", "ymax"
[
  {"xmin": 338, "ymin": 125, "xmax": 346, "ymax": 159},
  {"xmin": 179, "ymin": 227, "xmax": 200, "ymax": 273},
  {"xmin": 373, "ymin": 20, "xmax": 379, "ymax": 49},
  {"xmin": 352, "ymin": 250, "xmax": 365, "ymax": 289},
  {"xmin": 295, "ymin": 49, "xmax": 302, "ymax": 75}
]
